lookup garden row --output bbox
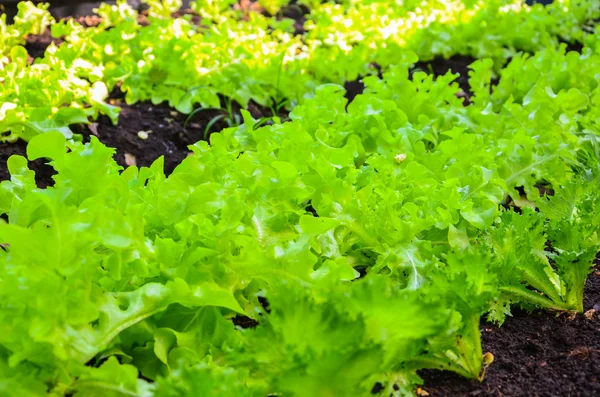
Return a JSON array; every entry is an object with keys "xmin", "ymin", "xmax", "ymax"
[
  {"xmin": 0, "ymin": 1, "xmax": 599, "ymax": 396},
  {"xmin": 1, "ymin": 0, "xmax": 598, "ymax": 144}
]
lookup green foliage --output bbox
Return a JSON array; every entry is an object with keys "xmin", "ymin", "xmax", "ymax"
[
  {"xmin": 0, "ymin": 1, "xmax": 54, "ymax": 57},
  {"xmin": 258, "ymin": 0, "xmax": 289, "ymax": 15},
  {"xmin": 2, "ymin": 0, "xmax": 599, "ymax": 142},
  {"xmin": 228, "ymin": 276, "xmax": 450, "ymax": 396},
  {"xmin": 1, "ymin": 50, "xmax": 599, "ymax": 392},
  {"xmin": 0, "ymin": 1, "xmax": 599, "ymax": 396},
  {"xmin": 144, "ymin": 0, "xmax": 183, "ymax": 18}
]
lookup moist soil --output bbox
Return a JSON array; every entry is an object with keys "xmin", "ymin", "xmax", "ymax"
[
  {"xmin": 413, "ymin": 55, "xmax": 475, "ymax": 103},
  {"xmin": 344, "ymin": 79, "xmax": 366, "ymax": 104},
  {"xmin": 1, "ymin": 15, "xmax": 599, "ymax": 397},
  {"xmin": 82, "ymin": 91, "xmax": 285, "ymax": 176},
  {"xmin": 421, "ymin": 264, "xmax": 600, "ymax": 397},
  {"xmin": 276, "ymin": 1, "xmax": 310, "ymax": 35},
  {"xmin": 0, "ymin": 91, "xmax": 285, "ymax": 187},
  {"xmin": 25, "ymin": 31, "xmax": 63, "ymax": 61},
  {"xmin": 0, "ymin": 139, "xmax": 56, "ymax": 189}
]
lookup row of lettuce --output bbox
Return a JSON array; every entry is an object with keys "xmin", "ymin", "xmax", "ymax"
[
  {"xmin": 1, "ymin": 0, "xmax": 599, "ymax": 142},
  {"xmin": 1, "ymin": 32, "xmax": 600, "ymax": 396}
]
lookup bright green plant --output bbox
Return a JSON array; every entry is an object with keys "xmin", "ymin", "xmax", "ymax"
[
  {"xmin": 144, "ymin": 0, "xmax": 183, "ymax": 18},
  {"xmin": 2, "ymin": 0, "xmax": 599, "ymax": 143},
  {"xmin": 1, "ymin": 47, "xmax": 599, "ymax": 393},
  {"xmin": 258, "ymin": 0, "xmax": 289, "ymax": 15},
  {"xmin": 0, "ymin": 1, "xmax": 600, "ymax": 396},
  {"xmin": 0, "ymin": 1, "xmax": 54, "ymax": 56}
]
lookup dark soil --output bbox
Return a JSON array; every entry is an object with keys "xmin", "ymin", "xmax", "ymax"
[
  {"xmin": 421, "ymin": 260, "xmax": 600, "ymax": 397},
  {"xmin": 232, "ymin": 315, "xmax": 259, "ymax": 328},
  {"xmin": 234, "ymin": 0, "xmax": 308, "ymax": 35},
  {"xmin": 80, "ymin": 101, "xmax": 202, "ymax": 176},
  {"xmin": 0, "ymin": 140, "xmax": 56, "ymax": 188},
  {"xmin": 171, "ymin": 9, "xmax": 202, "ymax": 26},
  {"xmin": 76, "ymin": 92, "xmax": 284, "ymax": 176},
  {"xmin": 25, "ymin": 30, "xmax": 63, "ymax": 60},
  {"xmin": 24, "ymin": 14, "xmax": 115, "ymax": 61},
  {"xmin": 0, "ymin": 89, "xmax": 286, "ymax": 187},
  {"xmin": 278, "ymin": 1, "xmax": 309, "ymax": 35},
  {"xmin": 413, "ymin": 55, "xmax": 475, "ymax": 104},
  {"xmin": 344, "ymin": 79, "xmax": 366, "ymax": 104},
  {"xmin": 564, "ymin": 40, "xmax": 585, "ymax": 54}
]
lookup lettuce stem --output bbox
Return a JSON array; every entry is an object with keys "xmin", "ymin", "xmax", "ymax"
[{"xmin": 499, "ymin": 286, "xmax": 576, "ymax": 312}]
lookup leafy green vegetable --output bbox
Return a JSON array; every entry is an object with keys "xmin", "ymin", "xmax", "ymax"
[
  {"xmin": 0, "ymin": 1, "xmax": 599, "ymax": 396},
  {"xmin": 2, "ymin": 53, "xmax": 598, "ymax": 393},
  {"xmin": 487, "ymin": 175, "xmax": 600, "ymax": 316},
  {"xmin": 2, "ymin": 0, "xmax": 599, "ymax": 142}
]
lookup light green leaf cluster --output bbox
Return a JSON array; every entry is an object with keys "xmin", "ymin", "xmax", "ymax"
[
  {"xmin": 304, "ymin": 0, "xmax": 600, "ymax": 75},
  {"xmin": 189, "ymin": 0, "xmax": 238, "ymax": 22},
  {"xmin": 1, "ymin": 39, "xmax": 599, "ymax": 393},
  {"xmin": 257, "ymin": 0, "xmax": 290, "ymax": 15},
  {"xmin": 144, "ymin": 0, "xmax": 183, "ymax": 18},
  {"xmin": 1, "ymin": 0, "xmax": 598, "ymax": 142},
  {"xmin": 0, "ymin": 1, "xmax": 599, "ymax": 395},
  {"xmin": 0, "ymin": 1, "xmax": 54, "ymax": 57}
]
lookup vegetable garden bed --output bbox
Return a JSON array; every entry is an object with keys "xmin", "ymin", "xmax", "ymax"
[{"xmin": 1, "ymin": 1, "xmax": 600, "ymax": 396}]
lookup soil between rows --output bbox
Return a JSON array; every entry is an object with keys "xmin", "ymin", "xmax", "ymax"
[
  {"xmin": 0, "ymin": 97, "xmax": 284, "ymax": 187},
  {"xmin": 0, "ymin": 51, "xmax": 477, "ymax": 187},
  {"xmin": 420, "ymin": 265, "xmax": 600, "ymax": 397}
]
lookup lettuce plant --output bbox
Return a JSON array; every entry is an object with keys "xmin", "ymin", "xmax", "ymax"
[
  {"xmin": 0, "ymin": 1, "xmax": 599, "ymax": 395},
  {"xmin": 1, "ymin": 53, "xmax": 598, "ymax": 393},
  {"xmin": 2, "ymin": 0, "xmax": 599, "ymax": 143}
]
